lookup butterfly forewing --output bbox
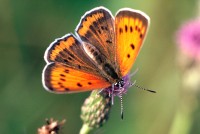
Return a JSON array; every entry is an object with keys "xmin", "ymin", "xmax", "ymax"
[
  {"xmin": 76, "ymin": 7, "xmax": 116, "ymax": 65},
  {"xmin": 115, "ymin": 9, "xmax": 150, "ymax": 76}
]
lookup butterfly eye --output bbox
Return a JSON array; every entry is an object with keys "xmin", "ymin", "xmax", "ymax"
[{"xmin": 114, "ymin": 79, "xmax": 124, "ymax": 88}]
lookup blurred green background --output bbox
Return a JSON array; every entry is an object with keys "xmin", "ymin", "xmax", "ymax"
[{"xmin": 1, "ymin": 0, "xmax": 199, "ymax": 133}]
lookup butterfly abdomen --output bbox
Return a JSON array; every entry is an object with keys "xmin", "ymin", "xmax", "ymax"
[{"xmin": 102, "ymin": 63, "xmax": 119, "ymax": 80}]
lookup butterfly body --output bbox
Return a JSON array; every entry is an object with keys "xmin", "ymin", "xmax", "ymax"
[{"xmin": 42, "ymin": 7, "xmax": 149, "ymax": 95}]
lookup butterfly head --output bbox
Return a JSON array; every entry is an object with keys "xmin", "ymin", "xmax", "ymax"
[{"xmin": 103, "ymin": 74, "xmax": 131, "ymax": 97}]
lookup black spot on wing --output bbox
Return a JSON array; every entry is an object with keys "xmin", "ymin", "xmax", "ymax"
[
  {"xmin": 88, "ymin": 82, "xmax": 92, "ymax": 85},
  {"xmin": 98, "ymin": 29, "xmax": 101, "ymax": 34},
  {"xmin": 101, "ymin": 26, "xmax": 108, "ymax": 31},
  {"xmin": 130, "ymin": 44, "xmax": 135, "ymax": 50},
  {"xmin": 64, "ymin": 69, "xmax": 69, "ymax": 73},
  {"xmin": 60, "ymin": 78, "xmax": 66, "ymax": 82},
  {"xmin": 130, "ymin": 26, "xmax": 133, "ymax": 33},
  {"xmin": 89, "ymin": 25, "xmax": 98, "ymax": 35},
  {"xmin": 106, "ymin": 40, "xmax": 112, "ymax": 44},
  {"xmin": 77, "ymin": 83, "xmax": 83, "ymax": 87},
  {"xmin": 125, "ymin": 25, "xmax": 128, "ymax": 32},
  {"xmin": 119, "ymin": 28, "xmax": 123, "ymax": 34},
  {"xmin": 57, "ymin": 82, "xmax": 64, "ymax": 89},
  {"xmin": 63, "ymin": 59, "xmax": 69, "ymax": 64},
  {"xmin": 65, "ymin": 88, "xmax": 70, "ymax": 91},
  {"xmin": 60, "ymin": 74, "xmax": 65, "ymax": 77},
  {"xmin": 140, "ymin": 34, "xmax": 143, "ymax": 38}
]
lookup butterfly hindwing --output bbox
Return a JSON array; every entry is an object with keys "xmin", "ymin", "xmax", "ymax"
[
  {"xmin": 43, "ymin": 63, "xmax": 110, "ymax": 93},
  {"xmin": 115, "ymin": 8, "xmax": 150, "ymax": 76}
]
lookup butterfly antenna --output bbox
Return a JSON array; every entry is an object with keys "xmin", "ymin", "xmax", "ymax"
[
  {"xmin": 120, "ymin": 92, "xmax": 124, "ymax": 120},
  {"xmin": 134, "ymin": 84, "xmax": 156, "ymax": 93},
  {"xmin": 118, "ymin": 83, "xmax": 124, "ymax": 120}
]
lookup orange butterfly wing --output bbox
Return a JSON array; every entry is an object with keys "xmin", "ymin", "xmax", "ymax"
[
  {"xmin": 43, "ymin": 63, "xmax": 110, "ymax": 93},
  {"xmin": 115, "ymin": 9, "xmax": 150, "ymax": 76},
  {"xmin": 43, "ymin": 34, "xmax": 110, "ymax": 93},
  {"xmin": 76, "ymin": 7, "xmax": 116, "ymax": 65}
]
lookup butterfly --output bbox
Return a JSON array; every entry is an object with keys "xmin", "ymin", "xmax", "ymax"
[{"xmin": 42, "ymin": 6, "xmax": 150, "ymax": 97}]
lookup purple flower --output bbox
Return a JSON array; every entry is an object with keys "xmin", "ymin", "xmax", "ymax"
[{"xmin": 176, "ymin": 19, "xmax": 200, "ymax": 60}]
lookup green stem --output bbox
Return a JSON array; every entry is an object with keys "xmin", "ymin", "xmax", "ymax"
[
  {"xmin": 169, "ymin": 108, "xmax": 192, "ymax": 134},
  {"xmin": 79, "ymin": 124, "xmax": 93, "ymax": 134},
  {"xmin": 169, "ymin": 91, "xmax": 196, "ymax": 134}
]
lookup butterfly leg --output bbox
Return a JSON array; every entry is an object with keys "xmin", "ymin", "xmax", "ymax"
[
  {"xmin": 98, "ymin": 89, "xmax": 104, "ymax": 94},
  {"xmin": 111, "ymin": 84, "xmax": 114, "ymax": 105}
]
